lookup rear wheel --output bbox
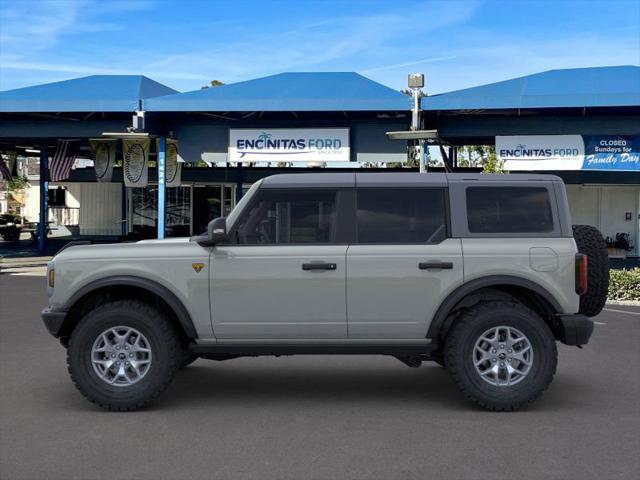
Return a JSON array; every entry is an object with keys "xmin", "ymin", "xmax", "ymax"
[
  {"xmin": 572, "ymin": 224, "xmax": 609, "ymax": 317},
  {"xmin": 67, "ymin": 300, "xmax": 182, "ymax": 411},
  {"xmin": 444, "ymin": 301, "xmax": 557, "ymax": 411}
]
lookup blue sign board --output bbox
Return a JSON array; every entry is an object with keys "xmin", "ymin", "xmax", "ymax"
[{"xmin": 582, "ymin": 135, "xmax": 640, "ymax": 171}]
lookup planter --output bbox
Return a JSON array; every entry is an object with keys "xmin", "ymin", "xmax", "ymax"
[{"xmin": 607, "ymin": 247, "xmax": 627, "ymax": 259}]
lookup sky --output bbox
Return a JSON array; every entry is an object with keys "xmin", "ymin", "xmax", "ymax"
[{"xmin": 0, "ymin": 0, "xmax": 639, "ymax": 94}]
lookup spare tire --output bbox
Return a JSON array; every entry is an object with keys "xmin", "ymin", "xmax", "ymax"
[{"xmin": 572, "ymin": 225, "xmax": 609, "ymax": 317}]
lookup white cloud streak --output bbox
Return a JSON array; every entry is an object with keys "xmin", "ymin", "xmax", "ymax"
[{"xmin": 361, "ymin": 56, "xmax": 459, "ymax": 74}]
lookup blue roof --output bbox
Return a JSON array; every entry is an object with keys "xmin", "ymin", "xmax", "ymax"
[
  {"xmin": 0, "ymin": 75, "xmax": 178, "ymax": 113},
  {"xmin": 145, "ymin": 72, "xmax": 411, "ymax": 112},
  {"xmin": 422, "ymin": 66, "xmax": 640, "ymax": 111}
]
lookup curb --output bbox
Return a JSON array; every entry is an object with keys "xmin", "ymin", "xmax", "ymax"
[{"xmin": 606, "ymin": 299, "xmax": 640, "ymax": 306}]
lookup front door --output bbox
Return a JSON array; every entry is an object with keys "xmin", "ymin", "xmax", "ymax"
[
  {"xmin": 346, "ymin": 187, "xmax": 463, "ymax": 339},
  {"xmin": 210, "ymin": 187, "xmax": 348, "ymax": 339}
]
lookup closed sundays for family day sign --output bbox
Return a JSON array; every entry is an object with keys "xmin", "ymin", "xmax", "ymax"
[
  {"xmin": 229, "ymin": 128, "xmax": 350, "ymax": 162},
  {"xmin": 496, "ymin": 135, "xmax": 640, "ymax": 171}
]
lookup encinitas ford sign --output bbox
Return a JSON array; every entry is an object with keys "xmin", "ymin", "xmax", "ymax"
[
  {"xmin": 497, "ymin": 135, "xmax": 584, "ymax": 170},
  {"xmin": 229, "ymin": 128, "xmax": 350, "ymax": 162},
  {"xmin": 582, "ymin": 135, "xmax": 640, "ymax": 171},
  {"xmin": 497, "ymin": 135, "xmax": 640, "ymax": 171}
]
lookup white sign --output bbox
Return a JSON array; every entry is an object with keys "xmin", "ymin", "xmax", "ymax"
[
  {"xmin": 496, "ymin": 135, "xmax": 585, "ymax": 170},
  {"xmin": 229, "ymin": 128, "xmax": 350, "ymax": 162},
  {"xmin": 122, "ymin": 138, "xmax": 150, "ymax": 187},
  {"xmin": 90, "ymin": 139, "xmax": 116, "ymax": 182}
]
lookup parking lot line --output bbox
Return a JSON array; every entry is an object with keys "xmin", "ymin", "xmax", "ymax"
[{"xmin": 603, "ymin": 308, "xmax": 640, "ymax": 316}]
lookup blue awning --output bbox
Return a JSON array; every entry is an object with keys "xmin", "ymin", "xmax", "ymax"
[
  {"xmin": 145, "ymin": 72, "xmax": 411, "ymax": 112},
  {"xmin": 0, "ymin": 75, "xmax": 178, "ymax": 113},
  {"xmin": 422, "ymin": 66, "xmax": 640, "ymax": 111}
]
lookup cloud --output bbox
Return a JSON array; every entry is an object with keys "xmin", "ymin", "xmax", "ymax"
[
  {"xmin": 361, "ymin": 56, "xmax": 459, "ymax": 74},
  {"xmin": 1, "ymin": 0, "xmax": 483, "ymax": 90},
  {"xmin": 0, "ymin": 0, "xmax": 153, "ymax": 55},
  {"xmin": 1, "ymin": 0, "xmax": 636, "ymax": 95},
  {"xmin": 419, "ymin": 30, "xmax": 640, "ymax": 94},
  {"xmin": 141, "ymin": 1, "xmax": 484, "ymax": 89},
  {"xmin": 0, "ymin": 60, "xmax": 208, "ymax": 81}
]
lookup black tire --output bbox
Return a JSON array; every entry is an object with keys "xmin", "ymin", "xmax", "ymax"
[
  {"xmin": 572, "ymin": 224, "xmax": 609, "ymax": 317},
  {"xmin": 180, "ymin": 350, "xmax": 199, "ymax": 369},
  {"xmin": 444, "ymin": 301, "xmax": 557, "ymax": 411},
  {"xmin": 67, "ymin": 300, "xmax": 182, "ymax": 411}
]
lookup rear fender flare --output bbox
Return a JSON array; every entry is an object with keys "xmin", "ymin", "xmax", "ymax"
[{"xmin": 427, "ymin": 275, "xmax": 562, "ymax": 340}]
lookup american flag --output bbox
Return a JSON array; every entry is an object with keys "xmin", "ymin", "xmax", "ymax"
[{"xmin": 49, "ymin": 140, "xmax": 78, "ymax": 182}]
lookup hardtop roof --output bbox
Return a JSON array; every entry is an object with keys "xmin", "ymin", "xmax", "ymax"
[{"xmin": 260, "ymin": 172, "xmax": 562, "ymax": 188}]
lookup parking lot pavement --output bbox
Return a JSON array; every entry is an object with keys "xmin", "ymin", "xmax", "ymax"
[{"xmin": 1, "ymin": 275, "xmax": 638, "ymax": 480}]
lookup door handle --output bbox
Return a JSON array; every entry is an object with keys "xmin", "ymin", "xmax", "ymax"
[
  {"xmin": 302, "ymin": 262, "xmax": 337, "ymax": 271},
  {"xmin": 419, "ymin": 261, "xmax": 453, "ymax": 270}
]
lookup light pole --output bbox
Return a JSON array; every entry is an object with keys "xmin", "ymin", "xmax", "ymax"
[{"xmin": 408, "ymin": 73, "xmax": 425, "ymax": 173}]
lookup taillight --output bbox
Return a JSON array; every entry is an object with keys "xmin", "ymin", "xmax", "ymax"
[{"xmin": 575, "ymin": 254, "xmax": 588, "ymax": 295}]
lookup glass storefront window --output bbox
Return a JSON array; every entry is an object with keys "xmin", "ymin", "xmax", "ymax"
[
  {"xmin": 166, "ymin": 187, "xmax": 191, "ymax": 237},
  {"xmin": 130, "ymin": 186, "xmax": 192, "ymax": 238},
  {"xmin": 128, "ymin": 183, "xmax": 237, "ymax": 238},
  {"xmin": 130, "ymin": 187, "xmax": 158, "ymax": 239},
  {"xmin": 193, "ymin": 185, "xmax": 222, "ymax": 235}
]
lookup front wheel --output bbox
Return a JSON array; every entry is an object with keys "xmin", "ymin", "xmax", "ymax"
[
  {"xmin": 444, "ymin": 301, "xmax": 557, "ymax": 411},
  {"xmin": 67, "ymin": 300, "xmax": 182, "ymax": 411}
]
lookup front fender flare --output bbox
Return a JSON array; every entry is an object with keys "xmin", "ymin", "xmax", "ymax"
[{"xmin": 64, "ymin": 275, "xmax": 197, "ymax": 338}]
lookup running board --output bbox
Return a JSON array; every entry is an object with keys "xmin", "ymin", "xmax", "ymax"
[{"xmin": 189, "ymin": 341, "xmax": 437, "ymax": 357}]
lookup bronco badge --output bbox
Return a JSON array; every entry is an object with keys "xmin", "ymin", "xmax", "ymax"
[{"xmin": 192, "ymin": 263, "xmax": 204, "ymax": 273}]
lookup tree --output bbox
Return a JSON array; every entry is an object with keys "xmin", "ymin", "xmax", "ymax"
[
  {"xmin": 5, "ymin": 175, "xmax": 29, "ymax": 214},
  {"xmin": 481, "ymin": 148, "xmax": 507, "ymax": 174},
  {"xmin": 201, "ymin": 80, "xmax": 225, "ymax": 89}
]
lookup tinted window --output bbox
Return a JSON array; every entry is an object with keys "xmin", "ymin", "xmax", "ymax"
[
  {"xmin": 466, "ymin": 187, "xmax": 554, "ymax": 233},
  {"xmin": 233, "ymin": 189, "xmax": 337, "ymax": 244},
  {"xmin": 356, "ymin": 188, "xmax": 447, "ymax": 243}
]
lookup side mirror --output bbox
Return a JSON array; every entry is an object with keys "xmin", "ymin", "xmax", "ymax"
[
  {"xmin": 190, "ymin": 217, "xmax": 227, "ymax": 246},
  {"xmin": 208, "ymin": 217, "xmax": 227, "ymax": 244}
]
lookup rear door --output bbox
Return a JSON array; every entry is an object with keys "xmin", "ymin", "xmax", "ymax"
[
  {"xmin": 210, "ymin": 187, "xmax": 349, "ymax": 339},
  {"xmin": 346, "ymin": 187, "xmax": 463, "ymax": 339}
]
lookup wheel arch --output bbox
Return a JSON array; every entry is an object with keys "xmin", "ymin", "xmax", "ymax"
[
  {"xmin": 59, "ymin": 276, "xmax": 197, "ymax": 345},
  {"xmin": 427, "ymin": 275, "xmax": 563, "ymax": 341}
]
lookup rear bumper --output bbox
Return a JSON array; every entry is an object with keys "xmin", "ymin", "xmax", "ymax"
[
  {"xmin": 41, "ymin": 307, "xmax": 67, "ymax": 338},
  {"xmin": 557, "ymin": 314, "xmax": 594, "ymax": 346}
]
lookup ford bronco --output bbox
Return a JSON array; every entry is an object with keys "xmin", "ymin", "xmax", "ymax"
[{"xmin": 42, "ymin": 173, "xmax": 608, "ymax": 411}]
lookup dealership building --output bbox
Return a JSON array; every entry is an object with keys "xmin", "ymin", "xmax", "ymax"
[{"xmin": 0, "ymin": 66, "xmax": 638, "ymax": 256}]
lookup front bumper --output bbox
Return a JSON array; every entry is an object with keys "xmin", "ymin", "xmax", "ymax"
[
  {"xmin": 557, "ymin": 314, "xmax": 594, "ymax": 346},
  {"xmin": 41, "ymin": 307, "xmax": 67, "ymax": 338}
]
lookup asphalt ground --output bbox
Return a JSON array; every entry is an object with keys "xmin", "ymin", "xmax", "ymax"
[{"xmin": 1, "ymin": 273, "xmax": 638, "ymax": 480}]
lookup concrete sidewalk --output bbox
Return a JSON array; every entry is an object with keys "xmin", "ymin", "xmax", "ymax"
[{"xmin": 0, "ymin": 256, "xmax": 51, "ymax": 272}]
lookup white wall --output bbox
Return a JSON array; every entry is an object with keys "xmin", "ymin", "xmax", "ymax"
[
  {"xmin": 566, "ymin": 185, "xmax": 640, "ymax": 256},
  {"xmin": 78, "ymin": 182, "xmax": 122, "ymax": 235},
  {"xmin": 22, "ymin": 181, "xmax": 40, "ymax": 222},
  {"xmin": 64, "ymin": 184, "xmax": 81, "ymax": 208}
]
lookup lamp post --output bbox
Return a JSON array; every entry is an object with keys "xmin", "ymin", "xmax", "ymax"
[{"xmin": 408, "ymin": 73, "xmax": 425, "ymax": 173}]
